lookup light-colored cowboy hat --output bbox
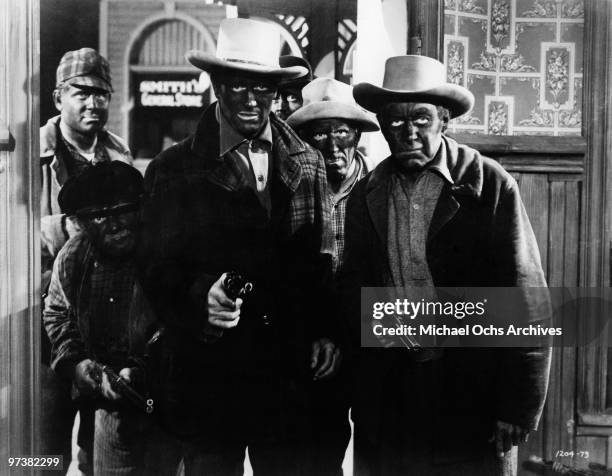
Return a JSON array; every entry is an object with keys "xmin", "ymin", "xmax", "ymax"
[
  {"xmin": 286, "ymin": 78, "xmax": 379, "ymax": 132},
  {"xmin": 353, "ymin": 55, "xmax": 474, "ymax": 118},
  {"xmin": 186, "ymin": 18, "xmax": 307, "ymax": 81}
]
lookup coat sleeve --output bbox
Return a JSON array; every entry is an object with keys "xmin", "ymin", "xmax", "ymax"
[
  {"xmin": 43, "ymin": 245, "xmax": 88, "ymax": 379},
  {"xmin": 493, "ymin": 178, "xmax": 552, "ymax": 430},
  {"xmin": 138, "ymin": 154, "xmax": 218, "ymax": 336}
]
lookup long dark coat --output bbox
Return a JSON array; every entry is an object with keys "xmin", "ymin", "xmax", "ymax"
[
  {"xmin": 338, "ymin": 136, "xmax": 551, "ymax": 476},
  {"xmin": 139, "ymin": 104, "xmax": 336, "ymax": 443}
]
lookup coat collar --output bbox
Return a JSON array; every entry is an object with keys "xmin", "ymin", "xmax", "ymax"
[
  {"xmin": 40, "ymin": 115, "xmax": 129, "ymax": 160},
  {"xmin": 365, "ymin": 135, "xmax": 484, "ymax": 245},
  {"xmin": 190, "ymin": 103, "xmax": 308, "ymax": 193}
]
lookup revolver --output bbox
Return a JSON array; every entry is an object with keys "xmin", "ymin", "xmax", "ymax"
[{"xmin": 223, "ymin": 271, "xmax": 254, "ymax": 300}]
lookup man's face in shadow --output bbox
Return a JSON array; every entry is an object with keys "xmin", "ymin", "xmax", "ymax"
[
  {"xmin": 54, "ymin": 83, "xmax": 110, "ymax": 137},
  {"xmin": 79, "ymin": 206, "xmax": 139, "ymax": 258},
  {"xmin": 213, "ymin": 75, "xmax": 278, "ymax": 137},
  {"xmin": 378, "ymin": 102, "xmax": 447, "ymax": 171}
]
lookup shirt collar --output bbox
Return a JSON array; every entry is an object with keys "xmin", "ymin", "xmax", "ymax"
[
  {"xmin": 217, "ymin": 104, "xmax": 273, "ymax": 157},
  {"xmin": 426, "ymin": 142, "xmax": 454, "ymax": 185},
  {"xmin": 330, "ymin": 150, "xmax": 368, "ymax": 204}
]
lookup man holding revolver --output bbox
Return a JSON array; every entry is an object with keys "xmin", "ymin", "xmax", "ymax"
[{"xmin": 139, "ymin": 18, "xmax": 340, "ymax": 475}]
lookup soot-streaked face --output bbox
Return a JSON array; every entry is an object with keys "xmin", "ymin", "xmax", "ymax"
[
  {"xmin": 81, "ymin": 208, "xmax": 139, "ymax": 258},
  {"xmin": 55, "ymin": 84, "xmax": 110, "ymax": 137},
  {"xmin": 214, "ymin": 75, "xmax": 278, "ymax": 137},
  {"xmin": 302, "ymin": 118, "xmax": 360, "ymax": 185},
  {"xmin": 379, "ymin": 102, "xmax": 446, "ymax": 171}
]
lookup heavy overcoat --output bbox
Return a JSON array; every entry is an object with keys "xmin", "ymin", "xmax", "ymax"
[{"xmin": 139, "ymin": 104, "xmax": 335, "ymax": 442}]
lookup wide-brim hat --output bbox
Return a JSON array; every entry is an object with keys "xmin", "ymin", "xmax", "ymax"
[
  {"xmin": 186, "ymin": 18, "xmax": 307, "ymax": 81},
  {"xmin": 278, "ymin": 55, "xmax": 313, "ymax": 89},
  {"xmin": 353, "ymin": 55, "xmax": 474, "ymax": 118},
  {"xmin": 287, "ymin": 78, "xmax": 379, "ymax": 132},
  {"xmin": 59, "ymin": 161, "xmax": 143, "ymax": 217}
]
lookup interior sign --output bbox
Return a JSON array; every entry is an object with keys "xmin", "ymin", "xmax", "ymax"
[{"xmin": 139, "ymin": 73, "xmax": 210, "ymax": 108}]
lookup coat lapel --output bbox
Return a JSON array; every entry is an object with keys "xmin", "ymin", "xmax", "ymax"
[
  {"xmin": 365, "ymin": 137, "xmax": 484, "ymax": 247},
  {"xmin": 190, "ymin": 104, "xmax": 250, "ymax": 191},
  {"xmin": 365, "ymin": 159, "xmax": 392, "ymax": 247}
]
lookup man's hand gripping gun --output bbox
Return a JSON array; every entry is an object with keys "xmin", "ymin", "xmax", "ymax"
[
  {"xmin": 223, "ymin": 271, "xmax": 254, "ymax": 300},
  {"xmin": 92, "ymin": 363, "xmax": 154, "ymax": 414}
]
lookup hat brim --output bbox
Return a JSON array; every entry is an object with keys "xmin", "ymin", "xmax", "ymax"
[
  {"xmin": 67, "ymin": 75, "xmax": 113, "ymax": 93},
  {"xmin": 286, "ymin": 101, "xmax": 380, "ymax": 132},
  {"xmin": 353, "ymin": 82, "xmax": 474, "ymax": 119},
  {"xmin": 186, "ymin": 50, "xmax": 307, "ymax": 81}
]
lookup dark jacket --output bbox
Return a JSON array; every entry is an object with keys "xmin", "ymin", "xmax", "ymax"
[
  {"xmin": 40, "ymin": 115, "xmax": 132, "ymax": 218},
  {"xmin": 43, "ymin": 233, "xmax": 155, "ymax": 379},
  {"xmin": 339, "ymin": 136, "xmax": 551, "ymax": 464},
  {"xmin": 139, "ymin": 104, "xmax": 335, "ymax": 439}
]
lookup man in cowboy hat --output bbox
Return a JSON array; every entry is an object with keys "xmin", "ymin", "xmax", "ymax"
[
  {"xmin": 286, "ymin": 77, "xmax": 378, "ymax": 475},
  {"xmin": 287, "ymin": 77, "xmax": 379, "ymax": 274},
  {"xmin": 275, "ymin": 55, "xmax": 313, "ymax": 121},
  {"xmin": 139, "ymin": 17, "xmax": 340, "ymax": 475},
  {"xmin": 339, "ymin": 55, "xmax": 551, "ymax": 475},
  {"xmin": 39, "ymin": 47, "xmax": 133, "ymax": 473}
]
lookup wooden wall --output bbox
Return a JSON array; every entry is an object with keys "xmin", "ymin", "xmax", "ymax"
[
  {"xmin": 0, "ymin": 0, "xmax": 40, "ymax": 473},
  {"xmin": 451, "ymin": 133, "xmax": 585, "ymax": 473}
]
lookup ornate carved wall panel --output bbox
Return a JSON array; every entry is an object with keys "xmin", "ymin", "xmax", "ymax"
[{"xmin": 444, "ymin": 0, "xmax": 584, "ymax": 136}]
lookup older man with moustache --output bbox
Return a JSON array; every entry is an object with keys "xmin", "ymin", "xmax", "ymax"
[
  {"xmin": 339, "ymin": 55, "xmax": 551, "ymax": 476},
  {"xmin": 139, "ymin": 18, "xmax": 341, "ymax": 476}
]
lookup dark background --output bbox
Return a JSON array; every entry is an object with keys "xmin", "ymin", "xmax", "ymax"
[{"xmin": 40, "ymin": 0, "xmax": 100, "ymax": 125}]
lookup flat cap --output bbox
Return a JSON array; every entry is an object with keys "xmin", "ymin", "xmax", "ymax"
[
  {"xmin": 56, "ymin": 48, "xmax": 113, "ymax": 92},
  {"xmin": 58, "ymin": 161, "xmax": 143, "ymax": 217}
]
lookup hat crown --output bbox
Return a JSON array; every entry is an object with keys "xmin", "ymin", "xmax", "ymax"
[
  {"xmin": 382, "ymin": 55, "xmax": 447, "ymax": 92},
  {"xmin": 216, "ymin": 18, "xmax": 281, "ymax": 69},
  {"xmin": 56, "ymin": 48, "xmax": 112, "ymax": 91},
  {"xmin": 58, "ymin": 161, "xmax": 143, "ymax": 215},
  {"xmin": 302, "ymin": 78, "xmax": 358, "ymax": 108}
]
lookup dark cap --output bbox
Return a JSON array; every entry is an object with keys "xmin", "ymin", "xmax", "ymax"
[
  {"xmin": 279, "ymin": 55, "xmax": 313, "ymax": 89},
  {"xmin": 56, "ymin": 48, "xmax": 113, "ymax": 93},
  {"xmin": 59, "ymin": 161, "xmax": 143, "ymax": 217}
]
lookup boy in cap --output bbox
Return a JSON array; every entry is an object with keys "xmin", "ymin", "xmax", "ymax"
[
  {"xmin": 40, "ymin": 47, "xmax": 134, "ymax": 471},
  {"xmin": 43, "ymin": 161, "xmax": 172, "ymax": 475},
  {"xmin": 140, "ymin": 17, "xmax": 340, "ymax": 475},
  {"xmin": 339, "ymin": 55, "xmax": 551, "ymax": 476}
]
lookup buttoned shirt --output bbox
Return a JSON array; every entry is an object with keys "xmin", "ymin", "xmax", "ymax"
[
  {"xmin": 218, "ymin": 105, "xmax": 273, "ymax": 192},
  {"xmin": 387, "ymin": 144, "xmax": 454, "ymax": 288}
]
